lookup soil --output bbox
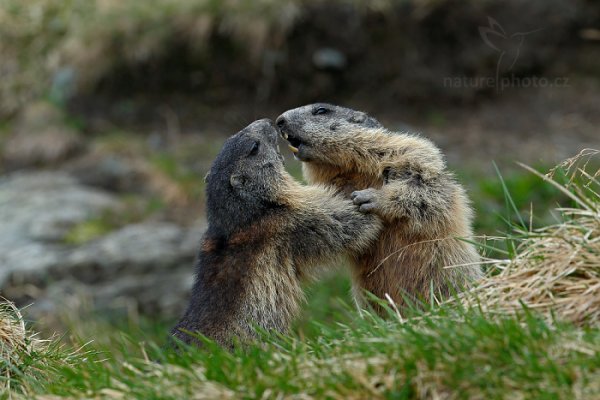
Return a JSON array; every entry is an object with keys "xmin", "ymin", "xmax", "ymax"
[
  {"xmin": 64, "ymin": 0, "xmax": 600, "ymax": 173},
  {"xmin": 70, "ymin": 75, "xmax": 600, "ymax": 175}
]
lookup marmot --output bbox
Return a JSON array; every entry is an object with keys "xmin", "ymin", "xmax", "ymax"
[
  {"xmin": 171, "ymin": 119, "xmax": 382, "ymax": 347},
  {"xmin": 276, "ymin": 104, "xmax": 482, "ymax": 311}
]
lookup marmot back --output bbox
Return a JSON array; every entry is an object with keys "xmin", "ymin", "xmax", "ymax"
[
  {"xmin": 171, "ymin": 119, "xmax": 382, "ymax": 347},
  {"xmin": 276, "ymin": 104, "xmax": 482, "ymax": 311}
]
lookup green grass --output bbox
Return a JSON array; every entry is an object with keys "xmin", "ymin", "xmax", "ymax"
[
  {"xmin": 63, "ymin": 216, "xmax": 117, "ymax": 244},
  {"xmin": 63, "ymin": 195, "xmax": 165, "ymax": 245},
  {"xmin": 150, "ymin": 153, "xmax": 205, "ymax": 200},
  {"xmin": 295, "ymin": 268, "xmax": 355, "ymax": 340},
  {"xmin": 7, "ymin": 305, "xmax": 600, "ymax": 398},
  {"xmin": 458, "ymin": 165, "xmax": 566, "ymax": 234},
  {"xmin": 4, "ymin": 153, "xmax": 599, "ymax": 397}
]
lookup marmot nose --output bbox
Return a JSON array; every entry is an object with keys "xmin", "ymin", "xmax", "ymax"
[{"xmin": 276, "ymin": 116, "xmax": 286, "ymax": 129}]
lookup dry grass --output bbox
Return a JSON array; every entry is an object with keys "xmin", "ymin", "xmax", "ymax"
[
  {"xmin": 464, "ymin": 149, "xmax": 600, "ymax": 326},
  {"xmin": 0, "ymin": 299, "xmax": 41, "ymax": 393},
  {"xmin": 295, "ymin": 330, "xmax": 600, "ymax": 400},
  {"xmin": 98, "ymin": 363, "xmax": 237, "ymax": 400}
]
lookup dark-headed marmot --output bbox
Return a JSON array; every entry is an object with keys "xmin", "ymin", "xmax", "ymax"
[
  {"xmin": 276, "ymin": 104, "xmax": 482, "ymax": 311},
  {"xmin": 171, "ymin": 119, "xmax": 382, "ymax": 347}
]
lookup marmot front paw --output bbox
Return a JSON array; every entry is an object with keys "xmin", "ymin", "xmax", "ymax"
[{"xmin": 351, "ymin": 188, "xmax": 381, "ymax": 213}]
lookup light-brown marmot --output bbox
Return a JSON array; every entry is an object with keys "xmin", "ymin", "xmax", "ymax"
[
  {"xmin": 276, "ymin": 104, "xmax": 482, "ymax": 311},
  {"xmin": 171, "ymin": 119, "xmax": 382, "ymax": 347}
]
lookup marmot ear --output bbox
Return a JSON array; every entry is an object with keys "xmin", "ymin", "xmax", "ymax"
[
  {"xmin": 350, "ymin": 112, "xmax": 382, "ymax": 128},
  {"xmin": 230, "ymin": 174, "xmax": 246, "ymax": 188},
  {"xmin": 349, "ymin": 112, "xmax": 367, "ymax": 124},
  {"xmin": 364, "ymin": 116, "xmax": 382, "ymax": 128}
]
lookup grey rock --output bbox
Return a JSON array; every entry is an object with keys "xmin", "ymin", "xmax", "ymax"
[
  {"xmin": 0, "ymin": 171, "xmax": 204, "ymax": 318},
  {"xmin": 3, "ymin": 128, "xmax": 84, "ymax": 169},
  {"xmin": 2, "ymin": 101, "xmax": 84, "ymax": 168},
  {"xmin": 312, "ymin": 48, "xmax": 347, "ymax": 70},
  {"xmin": 16, "ymin": 101, "xmax": 64, "ymax": 131},
  {"xmin": 0, "ymin": 172, "xmax": 119, "ymax": 244},
  {"xmin": 65, "ymin": 153, "xmax": 142, "ymax": 192},
  {"xmin": 0, "ymin": 172, "xmax": 119, "ymax": 288},
  {"xmin": 66, "ymin": 223, "xmax": 196, "ymax": 276},
  {"xmin": 0, "ymin": 242, "xmax": 66, "ymax": 287},
  {"xmin": 59, "ymin": 223, "xmax": 200, "ymax": 315}
]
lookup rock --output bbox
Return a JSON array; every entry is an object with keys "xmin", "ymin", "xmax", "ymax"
[
  {"xmin": 66, "ymin": 223, "xmax": 198, "ymax": 278},
  {"xmin": 65, "ymin": 152, "xmax": 142, "ymax": 192},
  {"xmin": 3, "ymin": 128, "xmax": 83, "ymax": 168},
  {"xmin": 0, "ymin": 172, "xmax": 120, "ymax": 286},
  {"xmin": 0, "ymin": 171, "xmax": 204, "ymax": 318},
  {"xmin": 16, "ymin": 101, "xmax": 64, "ymax": 131},
  {"xmin": 55, "ymin": 222, "xmax": 200, "ymax": 315},
  {"xmin": 312, "ymin": 48, "xmax": 347, "ymax": 70},
  {"xmin": 0, "ymin": 172, "xmax": 119, "ymax": 242},
  {"xmin": 2, "ymin": 101, "xmax": 84, "ymax": 169}
]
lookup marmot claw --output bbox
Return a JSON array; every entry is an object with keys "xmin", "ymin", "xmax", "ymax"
[{"xmin": 351, "ymin": 188, "xmax": 380, "ymax": 213}]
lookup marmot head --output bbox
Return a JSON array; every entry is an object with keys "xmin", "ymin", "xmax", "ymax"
[
  {"xmin": 275, "ymin": 103, "xmax": 382, "ymax": 162},
  {"xmin": 205, "ymin": 119, "xmax": 285, "ymax": 234}
]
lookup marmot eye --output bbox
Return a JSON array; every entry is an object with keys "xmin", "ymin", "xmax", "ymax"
[
  {"xmin": 249, "ymin": 141, "xmax": 260, "ymax": 156},
  {"xmin": 313, "ymin": 107, "xmax": 329, "ymax": 116}
]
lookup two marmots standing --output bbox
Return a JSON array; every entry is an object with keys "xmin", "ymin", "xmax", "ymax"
[{"xmin": 172, "ymin": 105, "xmax": 481, "ymax": 347}]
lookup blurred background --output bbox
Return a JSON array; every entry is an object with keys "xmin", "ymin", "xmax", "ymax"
[{"xmin": 0, "ymin": 0, "xmax": 598, "ymax": 342}]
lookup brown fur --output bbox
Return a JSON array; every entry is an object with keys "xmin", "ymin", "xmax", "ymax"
[
  {"xmin": 277, "ymin": 105, "xmax": 482, "ymax": 311},
  {"xmin": 171, "ymin": 119, "xmax": 382, "ymax": 347}
]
